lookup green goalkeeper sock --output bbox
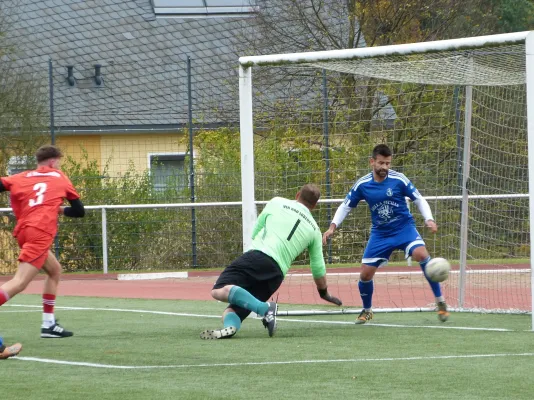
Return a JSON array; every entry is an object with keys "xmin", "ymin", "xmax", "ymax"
[
  {"xmin": 223, "ymin": 312, "xmax": 242, "ymax": 331},
  {"xmin": 228, "ymin": 286, "xmax": 269, "ymax": 316}
]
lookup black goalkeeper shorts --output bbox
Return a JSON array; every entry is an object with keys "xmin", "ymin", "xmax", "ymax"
[{"xmin": 213, "ymin": 250, "xmax": 284, "ymax": 321}]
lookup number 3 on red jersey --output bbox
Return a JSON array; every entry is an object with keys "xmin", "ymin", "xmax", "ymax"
[{"xmin": 29, "ymin": 183, "xmax": 47, "ymax": 207}]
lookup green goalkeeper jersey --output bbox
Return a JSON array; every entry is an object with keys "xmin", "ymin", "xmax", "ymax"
[{"xmin": 249, "ymin": 197, "xmax": 326, "ymax": 278}]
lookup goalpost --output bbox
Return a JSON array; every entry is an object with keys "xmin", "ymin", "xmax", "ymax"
[{"xmin": 238, "ymin": 32, "xmax": 534, "ymax": 324}]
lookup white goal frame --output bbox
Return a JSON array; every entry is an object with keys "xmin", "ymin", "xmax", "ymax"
[{"xmin": 238, "ymin": 31, "xmax": 534, "ymax": 328}]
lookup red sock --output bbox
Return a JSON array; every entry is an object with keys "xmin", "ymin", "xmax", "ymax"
[
  {"xmin": 43, "ymin": 293, "xmax": 56, "ymax": 314},
  {"xmin": 0, "ymin": 289, "xmax": 9, "ymax": 306}
]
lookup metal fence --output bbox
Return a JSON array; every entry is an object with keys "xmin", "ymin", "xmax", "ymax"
[{"xmin": 0, "ymin": 57, "xmax": 530, "ymax": 276}]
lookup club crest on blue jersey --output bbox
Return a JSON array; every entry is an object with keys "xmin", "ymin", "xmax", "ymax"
[
  {"xmin": 377, "ymin": 204, "xmax": 393, "ymax": 221},
  {"xmin": 386, "ymin": 188, "xmax": 393, "ymax": 196}
]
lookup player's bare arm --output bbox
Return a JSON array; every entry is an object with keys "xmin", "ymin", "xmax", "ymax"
[
  {"xmin": 314, "ymin": 276, "xmax": 342, "ymax": 306},
  {"xmin": 425, "ymin": 219, "xmax": 438, "ymax": 233},
  {"xmin": 323, "ymin": 194, "xmax": 355, "ymax": 245},
  {"xmin": 322, "ymin": 223, "xmax": 337, "ymax": 245},
  {"xmin": 413, "ymin": 193, "xmax": 437, "ymax": 233}
]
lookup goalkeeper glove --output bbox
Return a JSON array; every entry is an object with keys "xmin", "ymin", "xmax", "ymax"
[{"xmin": 318, "ymin": 288, "xmax": 342, "ymax": 306}]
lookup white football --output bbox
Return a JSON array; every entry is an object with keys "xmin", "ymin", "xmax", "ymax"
[{"xmin": 425, "ymin": 258, "xmax": 451, "ymax": 283}]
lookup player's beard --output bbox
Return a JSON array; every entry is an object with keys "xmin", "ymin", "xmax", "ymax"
[{"xmin": 375, "ymin": 168, "xmax": 388, "ymax": 178}]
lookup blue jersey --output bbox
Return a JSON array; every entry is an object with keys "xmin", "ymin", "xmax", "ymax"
[{"xmin": 344, "ymin": 170, "xmax": 420, "ymax": 234}]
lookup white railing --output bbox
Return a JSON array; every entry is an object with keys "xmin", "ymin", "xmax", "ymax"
[{"xmin": 0, "ymin": 193, "xmax": 528, "ymax": 273}]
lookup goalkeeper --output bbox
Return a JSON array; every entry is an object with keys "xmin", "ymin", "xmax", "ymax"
[{"xmin": 201, "ymin": 184, "xmax": 342, "ymax": 340}]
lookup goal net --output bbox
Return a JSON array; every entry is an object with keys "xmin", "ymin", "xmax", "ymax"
[{"xmin": 239, "ymin": 32, "xmax": 534, "ymax": 317}]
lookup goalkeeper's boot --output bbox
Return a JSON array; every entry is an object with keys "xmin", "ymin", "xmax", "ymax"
[
  {"xmin": 200, "ymin": 327, "xmax": 237, "ymax": 340},
  {"xmin": 437, "ymin": 301, "xmax": 450, "ymax": 322},
  {"xmin": 355, "ymin": 309, "xmax": 373, "ymax": 324},
  {"xmin": 261, "ymin": 302, "xmax": 278, "ymax": 337},
  {"xmin": 0, "ymin": 342, "xmax": 22, "ymax": 359},
  {"xmin": 41, "ymin": 320, "xmax": 73, "ymax": 338}
]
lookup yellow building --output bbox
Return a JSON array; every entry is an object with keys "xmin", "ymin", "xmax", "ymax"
[{"xmin": 57, "ymin": 133, "xmax": 189, "ymax": 190}]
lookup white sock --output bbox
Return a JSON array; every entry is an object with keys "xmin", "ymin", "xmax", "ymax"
[
  {"xmin": 436, "ymin": 296, "xmax": 445, "ymax": 303},
  {"xmin": 42, "ymin": 313, "xmax": 55, "ymax": 328}
]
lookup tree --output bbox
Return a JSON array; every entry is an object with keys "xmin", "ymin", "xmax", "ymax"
[
  {"xmin": 354, "ymin": 1, "xmax": 534, "ymax": 45},
  {"xmin": 231, "ymin": 1, "xmax": 470, "ymax": 171},
  {"xmin": 231, "ymin": 0, "xmax": 532, "ymax": 169},
  {"xmin": 446, "ymin": 0, "xmax": 534, "ymax": 37},
  {"xmin": 0, "ymin": 3, "xmax": 53, "ymax": 273},
  {"xmin": 0, "ymin": 2, "xmax": 47, "ymax": 183}
]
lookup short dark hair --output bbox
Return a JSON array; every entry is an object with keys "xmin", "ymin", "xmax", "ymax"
[
  {"xmin": 299, "ymin": 184, "xmax": 321, "ymax": 208},
  {"xmin": 372, "ymin": 144, "xmax": 392, "ymax": 159},
  {"xmin": 35, "ymin": 145, "xmax": 63, "ymax": 163}
]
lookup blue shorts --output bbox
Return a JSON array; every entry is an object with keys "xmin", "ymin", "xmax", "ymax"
[{"xmin": 362, "ymin": 224, "xmax": 425, "ymax": 267}]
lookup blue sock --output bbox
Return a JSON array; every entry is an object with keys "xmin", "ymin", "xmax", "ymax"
[
  {"xmin": 223, "ymin": 312, "xmax": 242, "ymax": 331},
  {"xmin": 420, "ymin": 256, "xmax": 442, "ymax": 298},
  {"xmin": 228, "ymin": 286, "xmax": 269, "ymax": 316},
  {"xmin": 358, "ymin": 280, "xmax": 374, "ymax": 310}
]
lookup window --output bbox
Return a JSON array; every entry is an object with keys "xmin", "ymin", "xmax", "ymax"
[
  {"xmin": 152, "ymin": 0, "xmax": 257, "ymax": 17},
  {"xmin": 7, "ymin": 156, "xmax": 36, "ymax": 175},
  {"xmin": 4, "ymin": 156, "xmax": 35, "ymax": 210},
  {"xmin": 148, "ymin": 153, "xmax": 187, "ymax": 192}
]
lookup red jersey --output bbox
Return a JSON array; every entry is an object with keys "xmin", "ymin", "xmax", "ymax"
[{"xmin": 1, "ymin": 166, "xmax": 80, "ymax": 237}]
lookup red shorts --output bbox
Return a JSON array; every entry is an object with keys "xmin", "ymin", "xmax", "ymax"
[{"xmin": 16, "ymin": 227, "xmax": 54, "ymax": 269}]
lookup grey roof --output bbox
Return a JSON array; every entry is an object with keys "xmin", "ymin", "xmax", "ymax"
[
  {"xmin": 2, "ymin": 0, "xmax": 367, "ymax": 131},
  {"xmin": 3, "ymin": 0, "xmax": 246, "ymax": 129}
]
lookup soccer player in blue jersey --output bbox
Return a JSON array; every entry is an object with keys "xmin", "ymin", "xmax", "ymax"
[
  {"xmin": 0, "ymin": 337, "xmax": 21, "ymax": 359},
  {"xmin": 322, "ymin": 144, "xmax": 450, "ymax": 323}
]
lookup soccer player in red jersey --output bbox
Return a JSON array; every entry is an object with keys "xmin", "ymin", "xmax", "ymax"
[{"xmin": 0, "ymin": 145, "xmax": 85, "ymax": 338}]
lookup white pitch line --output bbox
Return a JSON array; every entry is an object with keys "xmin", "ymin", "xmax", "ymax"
[
  {"xmin": 4, "ymin": 304, "xmax": 517, "ymax": 332},
  {"xmin": 117, "ymin": 271, "xmax": 188, "ymax": 281},
  {"xmin": 4, "ymin": 304, "xmax": 219, "ymax": 319},
  {"xmin": 280, "ymin": 318, "xmax": 514, "ymax": 331},
  {"xmin": 287, "ymin": 268, "xmax": 529, "ymax": 277},
  {"xmin": 0, "ymin": 310, "xmax": 42, "ymax": 313},
  {"xmin": 12, "ymin": 353, "xmax": 534, "ymax": 369}
]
